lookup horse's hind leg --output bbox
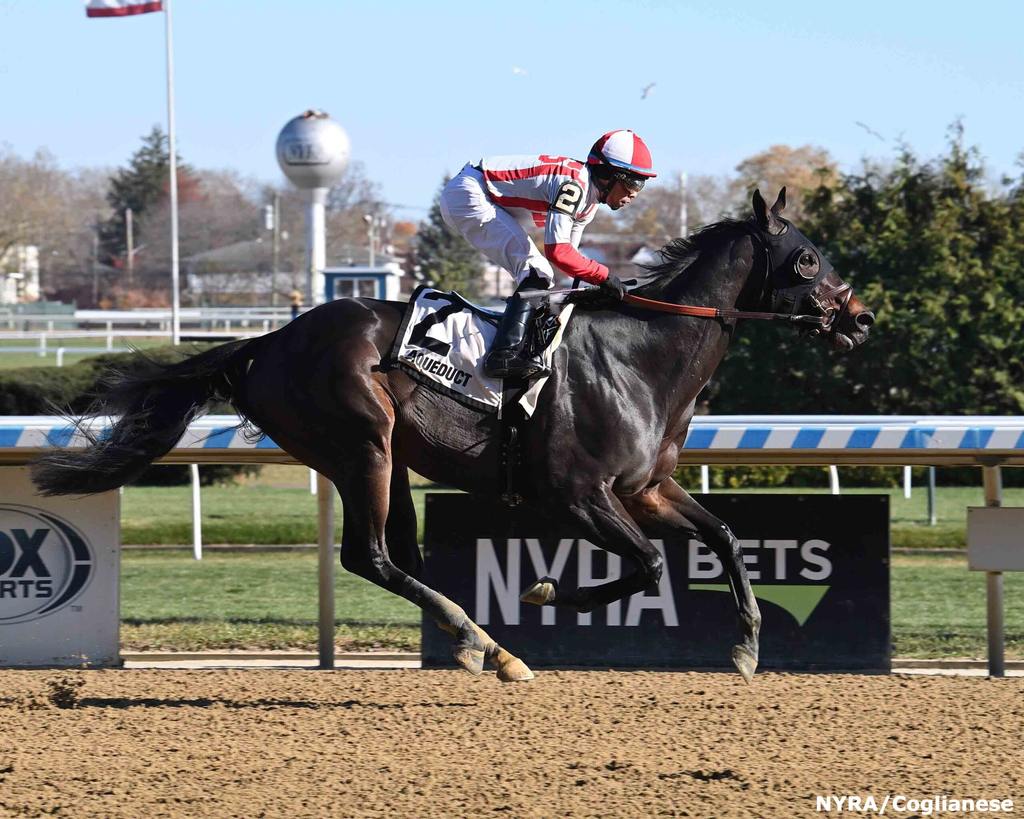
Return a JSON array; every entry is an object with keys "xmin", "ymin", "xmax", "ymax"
[
  {"xmin": 383, "ymin": 465, "xmax": 422, "ymax": 579},
  {"xmin": 334, "ymin": 405, "xmax": 532, "ymax": 682},
  {"xmin": 625, "ymin": 478, "xmax": 761, "ymax": 683}
]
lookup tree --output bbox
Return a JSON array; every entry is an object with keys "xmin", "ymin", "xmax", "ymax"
[
  {"xmin": 0, "ymin": 148, "xmax": 108, "ymax": 302},
  {"xmin": 730, "ymin": 145, "xmax": 839, "ymax": 222},
  {"xmin": 712, "ymin": 124, "xmax": 1024, "ymax": 417},
  {"xmin": 614, "ymin": 173, "xmax": 736, "ymax": 248},
  {"xmin": 100, "ymin": 125, "xmax": 194, "ymax": 266},
  {"xmin": 410, "ymin": 177, "xmax": 484, "ymax": 295}
]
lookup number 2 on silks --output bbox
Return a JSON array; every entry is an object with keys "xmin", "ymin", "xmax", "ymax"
[
  {"xmin": 408, "ymin": 299, "xmax": 462, "ymax": 357},
  {"xmin": 553, "ymin": 181, "xmax": 583, "ymax": 215}
]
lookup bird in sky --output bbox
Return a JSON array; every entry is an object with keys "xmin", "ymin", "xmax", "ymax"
[
  {"xmin": 641, "ymin": 82, "xmax": 656, "ymax": 100},
  {"xmin": 855, "ymin": 121, "xmax": 886, "ymax": 142}
]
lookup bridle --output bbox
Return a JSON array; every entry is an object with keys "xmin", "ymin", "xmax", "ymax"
[{"xmin": 620, "ymin": 223, "xmax": 854, "ymax": 332}]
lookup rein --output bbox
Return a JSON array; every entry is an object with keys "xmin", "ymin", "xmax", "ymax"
[{"xmin": 620, "ymin": 292, "xmax": 826, "ymax": 326}]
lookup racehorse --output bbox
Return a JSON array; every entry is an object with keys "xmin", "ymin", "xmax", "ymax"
[{"xmin": 32, "ymin": 189, "xmax": 874, "ymax": 683}]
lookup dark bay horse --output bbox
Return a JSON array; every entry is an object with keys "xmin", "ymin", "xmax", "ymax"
[{"xmin": 32, "ymin": 189, "xmax": 874, "ymax": 683}]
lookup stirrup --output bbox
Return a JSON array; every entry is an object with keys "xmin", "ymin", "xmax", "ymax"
[{"xmin": 485, "ymin": 350, "xmax": 550, "ymax": 380}]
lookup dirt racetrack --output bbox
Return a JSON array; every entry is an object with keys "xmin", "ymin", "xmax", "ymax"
[{"xmin": 0, "ymin": 668, "xmax": 1020, "ymax": 818}]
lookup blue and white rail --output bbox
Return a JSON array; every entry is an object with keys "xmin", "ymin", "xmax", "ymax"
[{"xmin": 2, "ymin": 415, "xmax": 1024, "ymax": 467}]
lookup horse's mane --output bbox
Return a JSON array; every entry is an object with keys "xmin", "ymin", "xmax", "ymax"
[{"xmin": 640, "ymin": 217, "xmax": 754, "ymax": 283}]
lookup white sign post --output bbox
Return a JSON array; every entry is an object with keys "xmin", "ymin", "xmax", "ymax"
[
  {"xmin": 966, "ymin": 466, "xmax": 1022, "ymax": 678},
  {"xmin": 0, "ymin": 467, "xmax": 120, "ymax": 667}
]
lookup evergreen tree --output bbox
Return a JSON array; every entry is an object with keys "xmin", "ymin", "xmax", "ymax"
[
  {"xmin": 412, "ymin": 176, "xmax": 484, "ymax": 296},
  {"xmin": 99, "ymin": 126, "xmax": 190, "ymax": 265},
  {"xmin": 712, "ymin": 123, "xmax": 1024, "ymax": 416}
]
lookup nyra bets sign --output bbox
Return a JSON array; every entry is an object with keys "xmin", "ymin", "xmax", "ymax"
[
  {"xmin": 0, "ymin": 467, "xmax": 119, "ymax": 667},
  {"xmin": 421, "ymin": 493, "xmax": 889, "ymax": 672}
]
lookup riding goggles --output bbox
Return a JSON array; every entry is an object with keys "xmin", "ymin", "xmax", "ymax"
[{"xmin": 614, "ymin": 172, "xmax": 646, "ymax": 193}]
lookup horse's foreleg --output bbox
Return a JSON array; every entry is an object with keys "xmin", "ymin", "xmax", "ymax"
[
  {"xmin": 521, "ymin": 487, "xmax": 664, "ymax": 614},
  {"xmin": 625, "ymin": 478, "xmax": 761, "ymax": 683}
]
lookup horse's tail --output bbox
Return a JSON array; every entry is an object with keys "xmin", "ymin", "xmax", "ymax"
[{"xmin": 30, "ymin": 339, "xmax": 255, "ymax": 496}]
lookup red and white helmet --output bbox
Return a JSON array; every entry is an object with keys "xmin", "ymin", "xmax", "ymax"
[{"xmin": 587, "ymin": 130, "xmax": 657, "ymax": 178}]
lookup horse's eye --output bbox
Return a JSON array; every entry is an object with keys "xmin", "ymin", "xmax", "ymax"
[{"xmin": 796, "ymin": 251, "xmax": 819, "ymax": 279}]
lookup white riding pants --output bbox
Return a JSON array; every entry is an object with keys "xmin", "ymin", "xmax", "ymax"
[{"xmin": 439, "ymin": 164, "xmax": 555, "ymax": 287}]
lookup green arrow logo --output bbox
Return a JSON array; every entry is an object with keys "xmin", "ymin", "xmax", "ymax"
[{"xmin": 689, "ymin": 584, "xmax": 829, "ymax": 627}]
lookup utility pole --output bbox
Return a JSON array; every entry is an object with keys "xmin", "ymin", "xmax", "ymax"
[
  {"xmin": 364, "ymin": 213, "xmax": 378, "ymax": 267},
  {"xmin": 679, "ymin": 171, "xmax": 688, "ymax": 238},
  {"xmin": 91, "ymin": 220, "xmax": 100, "ymax": 306},
  {"xmin": 125, "ymin": 207, "xmax": 134, "ymax": 288}
]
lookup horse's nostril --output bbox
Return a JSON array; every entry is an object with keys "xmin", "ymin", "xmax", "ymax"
[{"xmin": 856, "ymin": 311, "xmax": 875, "ymax": 328}]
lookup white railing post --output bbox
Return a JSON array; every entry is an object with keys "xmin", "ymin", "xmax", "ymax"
[
  {"xmin": 927, "ymin": 466, "xmax": 937, "ymax": 525},
  {"xmin": 981, "ymin": 465, "xmax": 1005, "ymax": 677},
  {"xmin": 38, "ymin": 334, "xmax": 46, "ymax": 358},
  {"xmin": 310, "ymin": 468, "xmax": 318, "ymax": 495},
  {"xmin": 700, "ymin": 465, "xmax": 710, "ymax": 494},
  {"xmin": 829, "ymin": 465, "xmax": 840, "ymax": 495},
  {"xmin": 190, "ymin": 464, "xmax": 202, "ymax": 560},
  {"xmin": 903, "ymin": 465, "xmax": 912, "ymax": 499},
  {"xmin": 56, "ymin": 348, "xmax": 65, "ymax": 368},
  {"xmin": 316, "ymin": 472, "xmax": 336, "ymax": 669}
]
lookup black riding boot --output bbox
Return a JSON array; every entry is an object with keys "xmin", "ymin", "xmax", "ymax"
[{"xmin": 484, "ymin": 292, "xmax": 550, "ymax": 380}]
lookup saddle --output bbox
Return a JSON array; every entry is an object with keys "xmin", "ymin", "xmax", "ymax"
[{"xmin": 386, "ymin": 286, "xmax": 568, "ymax": 416}]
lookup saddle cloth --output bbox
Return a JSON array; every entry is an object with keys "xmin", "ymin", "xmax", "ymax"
[{"xmin": 387, "ymin": 286, "xmax": 573, "ymax": 416}]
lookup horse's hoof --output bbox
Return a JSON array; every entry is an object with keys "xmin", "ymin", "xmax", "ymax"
[
  {"xmin": 521, "ymin": 577, "xmax": 557, "ymax": 606},
  {"xmin": 453, "ymin": 646, "xmax": 485, "ymax": 676},
  {"xmin": 495, "ymin": 656, "xmax": 535, "ymax": 683},
  {"xmin": 731, "ymin": 645, "xmax": 758, "ymax": 684}
]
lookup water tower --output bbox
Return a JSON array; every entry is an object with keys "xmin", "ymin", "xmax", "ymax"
[{"xmin": 276, "ymin": 110, "xmax": 351, "ymax": 306}]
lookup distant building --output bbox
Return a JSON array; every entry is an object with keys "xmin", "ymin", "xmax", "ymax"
[
  {"xmin": 185, "ymin": 239, "xmax": 411, "ymax": 305},
  {"xmin": 0, "ymin": 245, "xmax": 40, "ymax": 304},
  {"xmin": 324, "ymin": 263, "xmax": 403, "ymax": 302}
]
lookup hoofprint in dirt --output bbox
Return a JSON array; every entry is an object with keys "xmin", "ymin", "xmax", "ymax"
[{"xmin": 0, "ymin": 670, "xmax": 1019, "ymax": 818}]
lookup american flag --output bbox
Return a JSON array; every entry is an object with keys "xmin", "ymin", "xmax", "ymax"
[{"xmin": 85, "ymin": 0, "xmax": 163, "ymax": 17}]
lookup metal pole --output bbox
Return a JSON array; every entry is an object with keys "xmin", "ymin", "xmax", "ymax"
[
  {"xmin": 125, "ymin": 207, "xmax": 134, "ymax": 288},
  {"xmin": 164, "ymin": 0, "xmax": 181, "ymax": 345},
  {"xmin": 679, "ymin": 172, "xmax": 688, "ymax": 238},
  {"xmin": 829, "ymin": 465, "xmax": 840, "ymax": 495},
  {"xmin": 271, "ymin": 192, "xmax": 280, "ymax": 307},
  {"xmin": 190, "ymin": 464, "xmax": 202, "ymax": 560},
  {"xmin": 700, "ymin": 464, "xmax": 710, "ymax": 494},
  {"xmin": 982, "ymin": 465, "xmax": 1005, "ymax": 677},
  {"xmin": 316, "ymin": 472, "xmax": 336, "ymax": 669},
  {"xmin": 903, "ymin": 465, "xmax": 912, "ymax": 499},
  {"xmin": 927, "ymin": 466, "xmax": 937, "ymax": 526},
  {"xmin": 92, "ymin": 222, "xmax": 100, "ymax": 307}
]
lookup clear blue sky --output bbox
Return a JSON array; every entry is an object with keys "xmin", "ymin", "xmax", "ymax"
[{"xmin": 2, "ymin": 1, "xmax": 1022, "ymax": 220}]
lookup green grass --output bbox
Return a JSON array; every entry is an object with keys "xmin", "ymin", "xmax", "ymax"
[
  {"xmin": 892, "ymin": 553, "xmax": 1024, "ymax": 658},
  {"xmin": 121, "ymin": 550, "xmax": 419, "ymax": 652},
  {"xmin": 121, "ymin": 483, "xmax": 458, "ymax": 545},
  {"xmin": 119, "ymin": 549, "xmax": 1024, "ymax": 659},
  {"xmin": 0, "ymin": 337, "xmax": 166, "ymax": 370},
  {"xmin": 120, "ymin": 481, "xmax": 1024, "ymax": 549}
]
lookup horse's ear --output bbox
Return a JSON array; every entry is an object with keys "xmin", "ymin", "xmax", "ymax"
[
  {"xmin": 752, "ymin": 189, "xmax": 770, "ymax": 228},
  {"xmin": 771, "ymin": 187, "xmax": 787, "ymax": 216}
]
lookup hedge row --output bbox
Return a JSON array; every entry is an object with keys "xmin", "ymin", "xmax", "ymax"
[{"xmin": 1, "ymin": 345, "xmax": 256, "ymax": 486}]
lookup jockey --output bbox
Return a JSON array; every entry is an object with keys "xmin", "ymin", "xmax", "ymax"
[{"xmin": 440, "ymin": 129, "xmax": 656, "ymax": 380}]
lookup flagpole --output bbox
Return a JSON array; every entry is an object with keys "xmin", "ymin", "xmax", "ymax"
[{"xmin": 164, "ymin": 0, "xmax": 181, "ymax": 345}]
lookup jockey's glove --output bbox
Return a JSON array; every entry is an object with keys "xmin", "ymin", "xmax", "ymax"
[{"xmin": 600, "ymin": 274, "xmax": 628, "ymax": 300}]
